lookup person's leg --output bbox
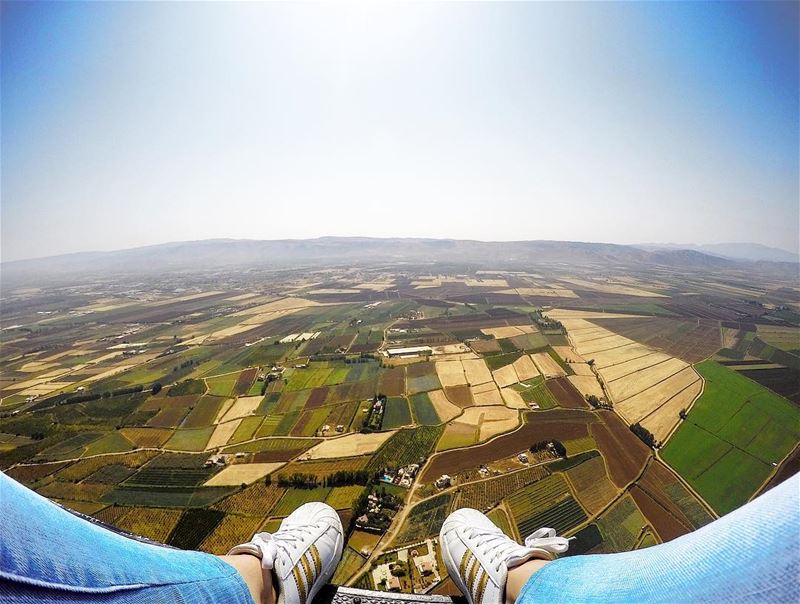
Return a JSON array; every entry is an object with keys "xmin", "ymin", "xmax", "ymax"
[
  {"xmin": 515, "ymin": 473, "xmax": 800, "ymax": 603},
  {"xmin": 0, "ymin": 471, "xmax": 254, "ymax": 603}
]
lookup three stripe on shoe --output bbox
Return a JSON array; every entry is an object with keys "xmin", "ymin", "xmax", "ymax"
[
  {"xmin": 460, "ymin": 550, "xmax": 488, "ymax": 604},
  {"xmin": 294, "ymin": 545, "xmax": 324, "ymax": 602}
]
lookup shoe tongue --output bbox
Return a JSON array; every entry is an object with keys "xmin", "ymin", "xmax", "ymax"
[{"xmin": 505, "ymin": 547, "xmax": 538, "ymax": 570}]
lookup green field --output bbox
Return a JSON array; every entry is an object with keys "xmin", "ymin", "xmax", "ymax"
[
  {"xmin": 662, "ymin": 360, "xmax": 800, "ymax": 514},
  {"xmin": 206, "ymin": 374, "xmax": 239, "ymax": 397},
  {"xmin": 597, "ymin": 495, "xmax": 648, "ymax": 552},
  {"xmin": 163, "ymin": 427, "xmax": 214, "ymax": 452},
  {"xmin": 271, "ymin": 487, "xmax": 332, "ymax": 516},
  {"xmin": 382, "ymin": 397, "xmax": 412, "ymax": 429},
  {"xmin": 366, "ymin": 425, "xmax": 444, "ymax": 472},
  {"xmin": 83, "ymin": 431, "xmax": 135, "ymax": 456},
  {"xmin": 409, "ymin": 392, "xmax": 440, "ymax": 425}
]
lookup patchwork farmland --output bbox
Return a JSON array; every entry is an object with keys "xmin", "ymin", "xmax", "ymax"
[{"xmin": 2, "ymin": 259, "xmax": 798, "ymax": 594}]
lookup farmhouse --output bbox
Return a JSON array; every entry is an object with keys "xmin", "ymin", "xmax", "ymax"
[{"xmin": 385, "ymin": 345, "xmax": 433, "ymax": 358}]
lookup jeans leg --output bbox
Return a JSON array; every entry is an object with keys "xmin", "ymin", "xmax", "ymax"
[
  {"xmin": 518, "ymin": 473, "xmax": 800, "ymax": 603},
  {"xmin": 0, "ymin": 472, "xmax": 253, "ymax": 603}
]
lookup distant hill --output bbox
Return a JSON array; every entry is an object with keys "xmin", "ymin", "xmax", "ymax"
[
  {"xmin": 3, "ymin": 236, "xmax": 789, "ymax": 283},
  {"xmin": 638, "ymin": 242, "xmax": 799, "ymax": 264}
]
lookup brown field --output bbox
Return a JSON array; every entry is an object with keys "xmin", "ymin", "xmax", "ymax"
[
  {"xmin": 546, "ymin": 378, "xmax": 588, "ymax": 409},
  {"xmin": 636, "ymin": 460, "xmax": 714, "ymax": 534},
  {"xmin": 593, "ymin": 317, "xmax": 722, "ymax": 363},
  {"xmin": 298, "ymin": 431, "xmax": 396, "ymax": 460},
  {"xmin": 120, "ymin": 427, "xmax": 173, "ymax": 448},
  {"xmin": 200, "ymin": 515, "xmax": 264, "ymax": 554},
  {"xmin": 305, "ymin": 387, "xmax": 329, "ymax": 409},
  {"xmin": 147, "ymin": 405, "xmax": 190, "ymax": 429},
  {"xmin": 501, "ymin": 387, "xmax": 527, "ymax": 409},
  {"xmin": 615, "ymin": 366, "xmax": 699, "ymax": 423},
  {"xmin": 531, "ymin": 353, "xmax": 566, "ymax": 378},
  {"xmin": 565, "ymin": 455, "xmax": 618, "ymax": 515},
  {"xmin": 471, "ymin": 382, "xmax": 504, "ymax": 406},
  {"xmin": 445, "ymin": 385, "xmax": 473, "ymax": 407},
  {"xmin": 591, "ymin": 411, "xmax": 650, "ymax": 488},
  {"xmin": 6, "ymin": 461, "xmax": 71, "ymax": 484},
  {"xmin": 429, "ymin": 389, "xmax": 462, "ymax": 421},
  {"xmin": 462, "ymin": 358, "xmax": 493, "ymax": 384},
  {"xmin": 234, "ymin": 368, "xmax": 258, "ymax": 396},
  {"xmin": 470, "ymin": 339, "xmax": 502, "ymax": 354},
  {"xmin": 639, "ymin": 379, "xmax": 703, "ymax": 442},
  {"xmin": 606, "ymin": 358, "xmax": 688, "ymax": 402},
  {"xmin": 422, "ymin": 410, "xmax": 595, "ymax": 480},
  {"xmin": 512, "ymin": 355, "xmax": 540, "ymax": 381},
  {"xmin": 206, "ymin": 419, "xmax": 242, "ymax": 450},
  {"xmin": 630, "ymin": 485, "xmax": 687, "ymax": 543},
  {"xmin": 600, "ymin": 352, "xmax": 673, "ymax": 382},
  {"xmin": 567, "ymin": 375, "xmax": 605, "ymax": 399},
  {"xmin": 379, "ymin": 367, "xmax": 405, "ymax": 397},
  {"xmin": 435, "ymin": 360, "xmax": 468, "ymax": 387},
  {"xmin": 492, "ymin": 365, "xmax": 519, "ymax": 388},
  {"xmin": 204, "ymin": 462, "xmax": 284, "ymax": 486}
]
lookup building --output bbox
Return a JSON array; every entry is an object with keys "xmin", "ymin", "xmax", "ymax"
[{"xmin": 385, "ymin": 346, "xmax": 433, "ymax": 358}]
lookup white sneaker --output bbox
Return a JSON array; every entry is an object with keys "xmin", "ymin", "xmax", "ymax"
[
  {"xmin": 440, "ymin": 508, "xmax": 569, "ymax": 604},
  {"xmin": 228, "ymin": 502, "xmax": 343, "ymax": 604}
]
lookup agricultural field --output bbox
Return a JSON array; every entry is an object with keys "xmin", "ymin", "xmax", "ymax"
[
  {"xmin": 3, "ymin": 261, "xmax": 798, "ymax": 591},
  {"xmin": 661, "ymin": 360, "xmax": 800, "ymax": 514}
]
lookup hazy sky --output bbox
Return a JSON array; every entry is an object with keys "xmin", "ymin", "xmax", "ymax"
[{"xmin": 2, "ymin": 1, "xmax": 798, "ymax": 261}]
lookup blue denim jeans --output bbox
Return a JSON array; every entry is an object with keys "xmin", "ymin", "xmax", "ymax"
[
  {"xmin": 0, "ymin": 472, "xmax": 253, "ymax": 603},
  {"xmin": 520, "ymin": 473, "xmax": 799, "ymax": 603},
  {"xmin": 2, "ymin": 471, "xmax": 798, "ymax": 603}
]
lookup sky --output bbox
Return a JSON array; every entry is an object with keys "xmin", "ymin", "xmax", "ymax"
[{"xmin": 1, "ymin": 1, "xmax": 798, "ymax": 262}]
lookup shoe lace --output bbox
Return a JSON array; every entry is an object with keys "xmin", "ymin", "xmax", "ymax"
[
  {"xmin": 466, "ymin": 526, "xmax": 570, "ymax": 573},
  {"xmin": 252, "ymin": 524, "xmax": 319, "ymax": 570}
]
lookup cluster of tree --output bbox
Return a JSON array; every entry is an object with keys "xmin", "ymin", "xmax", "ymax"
[
  {"xmin": 63, "ymin": 384, "xmax": 144, "ymax": 405},
  {"xmin": 276, "ymin": 470, "xmax": 373, "ymax": 489},
  {"xmin": 361, "ymin": 394, "xmax": 387, "ymax": 433},
  {"xmin": 348, "ymin": 486, "xmax": 402, "ymax": 534},
  {"xmin": 151, "ymin": 382, "xmax": 163, "ymax": 395},
  {"xmin": 585, "ymin": 394, "xmax": 612, "ymax": 410},
  {"xmin": 530, "ymin": 439, "xmax": 567, "ymax": 458},
  {"xmin": 679, "ymin": 408, "xmax": 688, "ymax": 420},
  {"xmin": 630, "ymin": 422, "xmax": 658, "ymax": 449},
  {"xmin": 172, "ymin": 359, "xmax": 196, "ymax": 372},
  {"xmin": 344, "ymin": 356, "xmax": 375, "ymax": 365}
]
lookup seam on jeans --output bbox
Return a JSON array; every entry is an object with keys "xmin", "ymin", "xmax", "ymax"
[{"xmin": 0, "ymin": 561, "xmax": 245, "ymax": 595}]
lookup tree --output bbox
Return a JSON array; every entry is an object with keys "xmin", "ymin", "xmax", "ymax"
[
  {"xmin": 151, "ymin": 382, "xmax": 163, "ymax": 395},
  {"xmin": 630, "ymin": 422, "xmax": 657, "ymax": 449}
]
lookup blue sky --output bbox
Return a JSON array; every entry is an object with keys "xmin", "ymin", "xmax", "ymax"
[{"xmin": 2, "ymin": 1, "xmax": 798, "ymax": 261}]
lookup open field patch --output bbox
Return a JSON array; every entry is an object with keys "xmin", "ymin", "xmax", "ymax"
[
  {"xmin": 200, "ymin": 515, "xmax": 263, "ymax": 554},
  {"xmin": 565, "ymin": 454, "xmax": 617, "ymax": 515},
  {"xmin": 531, "ymin": 353, "xmax": 566, "ymax": 378},
  {"xmin": 567, "ymin": 375, "xmax": 604, "ymax": 400},
  {"xmin": 462, "ymin": 358, "xmax": 493, "ymax": 385},
  {"xmin": 204, "ymin": 463, "xmax": 283, "ymax": 486},
  {"xmin": 409, "ymin": 392, "xmax": 441, "ymax": 425},
  {"xmin": 428, "ymin": 389, "xmax": 461, "ymax": 422},
  {"xmin": 299, "ymin": 431, "xmax": 396, "ymax": 460},
  {"xmin": 591, "ymin": 411, "xmax": 650, "ymax": 488},
  {"xmin": 661, "ymin": 361, "xmax": 800, "ymax": 514},
  {"xmin": 607, "ymin": 358, "xmax": 689, "ymax": 402},
  {"xmin": 596, "ymin": 495, "xmax": 648, "ymax": 552},
  {"xmin": 507, "ymin": 473, "xmax": 586, "ymax": 536},
  {"xmin": 115, "ymin": 507, "xmax": 183, "ymax": 543},
  {"xmin": 214, "ymin": 483, "xmax": 286, "ymax": 516},
  {"xmin": 422, "ymin": 410, "xmax": 594, "ymax": 481},
  {"xmin": 435, "ymin": 360, "xmax": 467, "ymax": 387}
]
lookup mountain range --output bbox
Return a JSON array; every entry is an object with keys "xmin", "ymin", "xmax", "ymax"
[{"xmin": 2, "ymin": 238, "xmax": 797, "ymax": 284}]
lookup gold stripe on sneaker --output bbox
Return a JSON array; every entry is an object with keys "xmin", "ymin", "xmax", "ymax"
[
  {"xmin": 475, "ymin": 567, "xmax": 489, "ymax": 604},
  {"xmin": 293, "ymin": 566, "xmax": 307, "ymax": 603},
  {"xmin": 467, "ymin": 555, "xmax": 480, "ymax": 595},
  {"xmin": 300, "ymin": 552, "xmax": 315, "ymax": 586},
  {"xmin": 460, "ymin": 551, "xmax": 474, "ymax": 582},
  {"xmin": 310, "ymin": 544, "xmax": 322, "ymax": 578}
]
